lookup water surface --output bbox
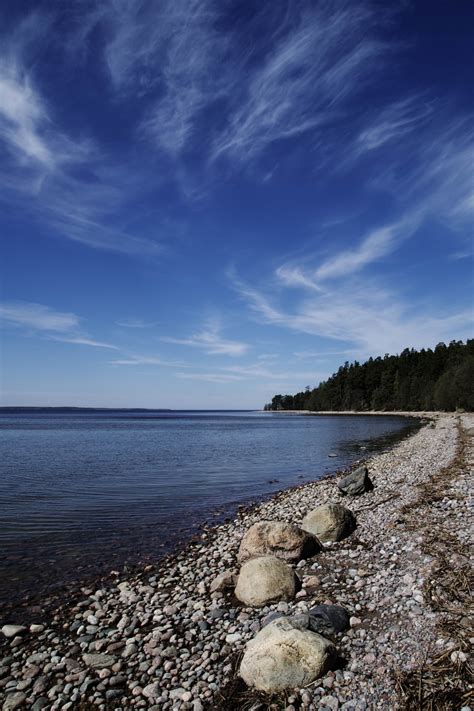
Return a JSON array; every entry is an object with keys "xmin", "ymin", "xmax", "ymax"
[{"xmin": 0, "ymin": 410, "xmax": 416, "ymax": 608}]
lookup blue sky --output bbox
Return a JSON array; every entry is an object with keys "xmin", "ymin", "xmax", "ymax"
[{"xmin": 1, "ymin": 0, "xmax": 473, "ymax": 409}]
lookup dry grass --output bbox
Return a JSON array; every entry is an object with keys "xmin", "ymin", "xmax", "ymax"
[
  {"xmin": 209, "ymin": 650, "xmax": 291, "ymax": 711},
  {"xmin": 394, "ymin": 417, "xmax": 473, "ymax": 710}
]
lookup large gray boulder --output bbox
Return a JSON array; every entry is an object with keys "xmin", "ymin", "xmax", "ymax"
[
  {"xmin": 301, "ymin": 503, "xmax": 356, "ymax": 542},
  {"xmin": 235, "ymin": 556, "xmax": 296, "ymax": 607},
  {"xmin": 240, "ymin": 616, "xmax": 336, "ymax": 691},
  {"xmin": 238, "ymin": 520, "xmax": 321, "ymax": 563},
  {"xmin": 338, "ymin": 466, "xmax": 373, "ymax": 496}
]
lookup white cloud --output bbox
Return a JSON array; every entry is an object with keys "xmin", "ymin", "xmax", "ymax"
[
  {"xmin": 175, "ymin": 372, "xmax": 246, "ymax": 384},
  {"xmin": 293, "ymin": 350, "xmax": 357, "ymax": 359},
  {"xmin": 110, "ymin": 355, "xmax": 189, "ymax": 367},
  {"xmin": 49, "ymin": 336, "xmax": 119, "ymax": 350},
  {"xmin": 356, "ymin": 96, "xmax": 433, "ymax": 153},
  {"xmin": 0, "ymin": 302, "xmax": 79, "ymax": 332},
  {"xmin": 162, "ymin": 321, "xmax": 248, "ymax": 356},
  {"xmin": 115, "ymin": 318, "xmax": 157, "ymax": 328},
  {"xmin": 233, "ymin": 267, "xmax": 473, "ymax": 359},
  {"xmin": 211, "ymin": 4, "xmax": 391, "ymax": 165},
  {"xmin": 0, "ymin": 301, "xmax": 121, "ymax": 351},
  {"xmin": 0, "ymin": 18, "xmax": 164, "ymax": 258},
  {"xmin": 314, "ymin": 216, "xmax": 421, "ymax": 282},
  {"xmin": 273, "ymin": 212, "xmax": 423, "ymax": 293},
  {"xmin": 100, "ymin": 0, "xmax": 227, "ymax": 156},
  {"xmin": 95, "ymin": 0, "xmax": 394, "ymax": 173},
  {"xmin": 358, "ymin": 109, "xmax": 474, "ymax": 231}
]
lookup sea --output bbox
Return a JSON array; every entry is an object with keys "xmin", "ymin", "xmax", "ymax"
[{"xmin": 0, "ymin": 410, "xmax": 418, "ymax": 610}]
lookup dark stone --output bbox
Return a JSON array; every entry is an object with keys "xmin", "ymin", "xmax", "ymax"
[
  {"xmin": 261, "ymin": 611, "xmax": 285, "ymax": 627},
  {"xmin": 308, "ymin": 604, "xmax": 350, "ymax": 634},
  {"xmin": 338, "ymin": 466, "xmax": 374, "ymax": 496}
]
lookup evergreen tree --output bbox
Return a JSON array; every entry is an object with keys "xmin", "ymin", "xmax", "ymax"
[{"xmin": 265, "ymin": 340, "xmax": 474, "ymax": 412}]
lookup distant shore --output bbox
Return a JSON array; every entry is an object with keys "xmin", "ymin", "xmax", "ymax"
[
  {"xmin": 1, "ymin": 412, "xmax": 471, "ymax": 710},
  {"xmin": 262, "ymin": 409, "xmax": 435, "ymax": 416}
]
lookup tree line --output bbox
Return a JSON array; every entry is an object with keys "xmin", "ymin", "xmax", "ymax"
[{"xmin": 264, "ymin": 339, "xmax": 474, "ymax": 412}]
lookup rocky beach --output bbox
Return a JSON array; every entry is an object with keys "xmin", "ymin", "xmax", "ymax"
[{"xmin": 1, "ymin": 412, "xmax": 472, "ymax": 711}]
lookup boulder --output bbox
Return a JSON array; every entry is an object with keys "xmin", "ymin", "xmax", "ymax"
[
  {"xmin": 302, "ymin": 503, "xmax": 356, "ymax": 542},
  {"xmin": 238, "ymin": 520, "xmax": 321, "ymax": 563},
  {"xmin": 338, "ymin": 466, "xmax": 373, "ymax": 496},
  {"xmin": 235, "ymin": 556, "xmax": 296, "ymax": 607},
  {"xmin": 240, "ymin": 616, "xmax": 336, "ymax": 691}
]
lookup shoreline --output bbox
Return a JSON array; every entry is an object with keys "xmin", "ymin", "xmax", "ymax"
[
  {"xmin": 0, "ymin": 412, "xmax": 419, "ymax": 616},
  {"xmin": 1, "ymin": 412, "xmax": 472, "ymax": 709}
]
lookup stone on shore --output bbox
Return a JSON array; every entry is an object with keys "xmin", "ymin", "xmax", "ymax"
[
  {"xmin": 82, "ymin": 653, "xmax": 116, "ymax": 668},
  {"xmin": 235, "ymin": 556, "xmax": 296, "ymax": 607},
  {"xmin": 309, "ymin": 604, "xmax": 350, "ymax": 634},
  {"xmin": 240, "ymin": 616, "xmax": 336, "ymax": 691},
  {"xmin": 238, "ymin": 520, "xmax": 321, "ymax": 563},
  {"xmin": 302, "ymin": 503, "xmax": 356, "ymax": 542},
  {"xmin": 1, "ymin": 625, "xmax": 27, "ymax": 638},
  {"xmin": 338, "ymin": 466, "xmax": 374, "ymax": 496},
  {"xmin": 2, "ymin": 692, "xmax": 27, "ymax": 711},
  {"xmin": 209, "ymin": 569, "xmax": 237, "ymax": 592}
]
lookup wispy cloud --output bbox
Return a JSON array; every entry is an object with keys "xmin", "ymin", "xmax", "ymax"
[
  {"xmin": 0, "ymin": 16, "xmax": 165, "ymax": 257},
  {"xmin": 175, "ymin": 372, "xmax": 246, "ymax": 384},
  {"xmin": 93, "ymin": 0, "xmax": 395, "ymax": 179},
  {"xmin": 0, "ymin": 301, "xmax": 120, "ymax": 351},
  {"xmin": 356, "ymin": 96, "xmax": 433, "ymax": 153},
  {"xmin": 49, "ymin": 336, "xmax": 119, "ymax": 350},
  {"xmin": 0, "ymin": 302, "xmax": 79, "ymax": 332},
  {"xmin": 110, "ymin": 355, "xmax": 188, "ymax": 367},
  {"xmin": 211, "ymin": 3, "xmax": 392, "ymax": 165},
  {"xmin": 232, "ymin": 269, "xmax": 473, "ymax": 358},
  {"xmin": 357, "ymin": 107, "xmax": 474, "ymax": 231},
  {"xmin": 115, "ymin": 318, "xmax": 157, "ymax": 329},
  {"xmin": 162, "ymin": 320, "xmax": 248, "ymax": 356},
  {"xmin": 314, "ymin": 215, "xmax": 421, "ymax": 282},
  {"xmin": 238, "ymin": 214, "xmax": 418, "ymax": 298},
  {"xmin": 293, "ymin": 349, "xmax": 357, "ymax": 359}
]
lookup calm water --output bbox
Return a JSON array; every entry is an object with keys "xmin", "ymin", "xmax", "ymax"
[{"xmin": 0, "ymin": 411, "xmax": 416, "ymax": 608}]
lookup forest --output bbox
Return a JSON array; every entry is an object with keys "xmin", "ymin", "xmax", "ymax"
[{"xmin": 264, "ymin": 339, "xmax": 474, "ymax": 412}]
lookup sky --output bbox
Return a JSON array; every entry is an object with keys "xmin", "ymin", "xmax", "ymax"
[{"xmin": 0, "ymin": 0, "xmax": 473, "ymax": 409}]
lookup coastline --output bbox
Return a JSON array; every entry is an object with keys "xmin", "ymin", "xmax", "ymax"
[{"xmin": 1, "ymin": 412, "xmax": 472, "ymax": 710}]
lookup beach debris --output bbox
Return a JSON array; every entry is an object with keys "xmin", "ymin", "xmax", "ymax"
[
  {"xmin": 338, "ymin": 465, "xmax": 374, "ymax": 496},
  {"xmin": 235, "ymin": 555, "xmax": 297, "ymax": 607},
  {"xmin": 240, "ymin": 616, "xmax": 336, "ymax": 691},
  {"xmin": 237, "ymin": 520, "xmax": 321, "ymax": 563},
  {"xmin": 302, "ymin": 502, "xmax": 357, "ymax": 542}
]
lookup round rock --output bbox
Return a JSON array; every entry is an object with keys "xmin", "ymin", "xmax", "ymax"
[
  {"xmin": 235, "ymin": 556, "xmax": 297, "ymax": 607},
  {"xmin": 240, "ymin": 616, "xmax": 336, "ymax": 691},
  {"xmin": 301, "ymin": 503, "xmax": 356, "ymax": 542},
  {"xmin": 238, "ymin": 520, "xmax": 321, "ymax": 563}
]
